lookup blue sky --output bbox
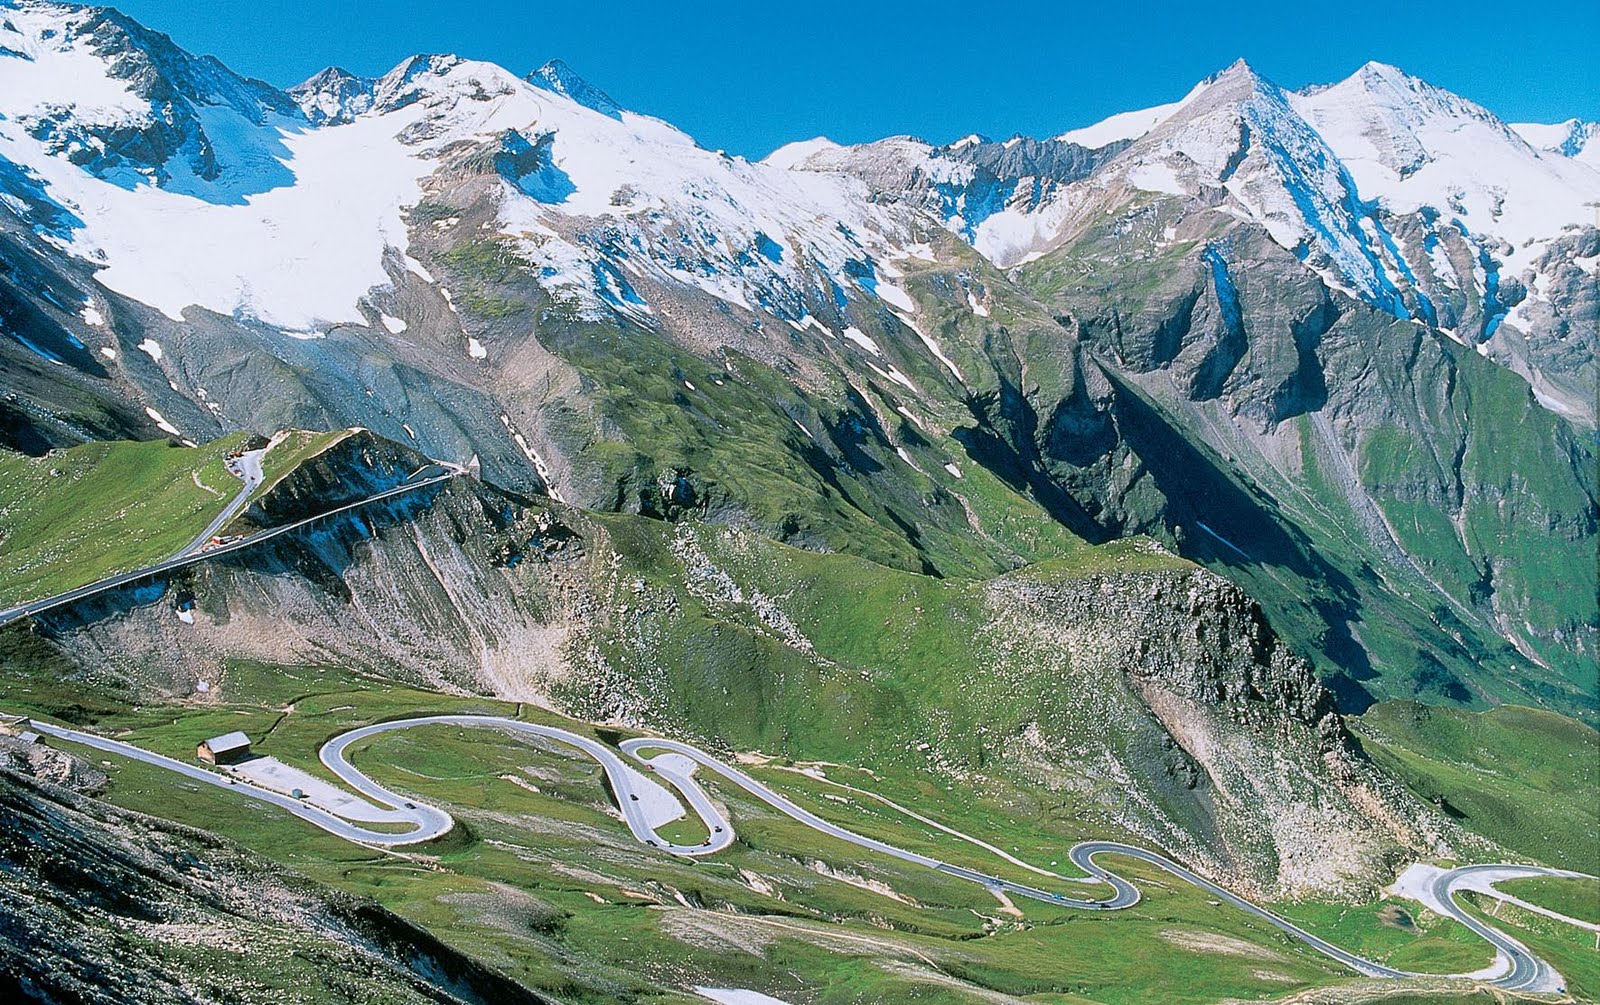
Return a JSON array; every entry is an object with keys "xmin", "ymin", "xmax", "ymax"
[{"xmin": 116, "ymin": 0, "xmax": 1599, "ymax": 157}]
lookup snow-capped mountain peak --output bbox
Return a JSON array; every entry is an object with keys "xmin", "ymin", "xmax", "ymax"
[
  {"xmin": 0, "ymin": 5, "xmax": 1592, "ymax": 423},
  {"xmin": 0, "ymin": 16, "xmax": 927, "ymax": 336},
  {"xmin": 762, "ymin": 136, "xmax": 843, "ymax": 169},
  {"xmin": 1048, "ymin": 60, "xmax": 1280, "ymax": 151},
  {"xmin": 526, "ymin": 58, "xmax": 623, "ymax": 120},
  {"xmin": 293, "ymin": 54, "xmax": 552, "ymax": 130},
  {"xmin": 0, "ymin": 0, "xmax": 300, "ymax": 194},
  {"xmin": 1291, "ymin": 61, "xmax": 1537, "ymax": 178},
  {"xmin": 1121, "ymin": 56, "xmax": 1284, "ymax": 179},
  {"xmin": 1291, "ymin": 60, "xmax": 1594, "ymax": 256},
  {"xmin": 0, "ymin": 1, "xmax": 292, "ymax": 122},
  {"xmin": 1081, "ymin": 57, "xmax": 1433, "ymax": 312},
  {"xmin": 774, "ymin": 53, "xmax": 1595, "ymax": 369},
  {"xmin": 290, "ymin": 66, "xmax": 373, "ymax": 125},
  {"xmin": 763, "ymin": 128, "xmax": 1124, "ymax": 266},
  {"xmin": 1054, "ymin": 81, "xmax": 1209, "ymax": 150}
]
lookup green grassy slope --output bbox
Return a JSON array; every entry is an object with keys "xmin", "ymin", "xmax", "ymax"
[
  {"xmin": 1352, "ymin": 345, "xmax": 1598, "ymax": 701},
  {"xmin": 1010, "ymin": 203, "xmax": 1597, "ymax": 720},
  {"xmin": 0, "ymin": 422, "xmax": 1588, "ymax": 1002},
  {"xmin": 567, "ymin": 517, "xmax": 1191, "ymax": 784},
  {"xmin": 1495, "ymin": 876, "xmax": 1600, "ymax": 925},
  {"xmin": 0, "ymin": 434, "xmax": 250, "ymax": 606},
  {"xmin": 1458, "ymin": 894, "xmax": 1600, "ymax": 1000},
  {"xmin": 545, "ymin": 322, "xmax": 1087, "ymax": 580},
  {"xmin": 0, "ymin": 430, "xmax": 355, "ymax": 609},
  {"xmin": 0, "ymin": 637, "xmax": 1500, "ymax": 1005},
  {"xmin": 1352, "ymin": 702, "xmax": 1600, "ymax": 873},
  {"xmin": 1268, "ymin": 899, "xmax": 1491, "ymax": 973}
]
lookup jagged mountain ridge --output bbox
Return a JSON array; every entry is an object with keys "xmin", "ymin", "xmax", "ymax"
[
  {"xmin": 0, "ymin": 2, "xmax": 297, "ymax": 193},
  {"xmin": 0, "ymin": 4, "xmax": 1591, "ymax": 414},
  {"xmin": 785, "ymin": 59, "xmax": 1597, "ymax": 421},
  {"xmin": 1, "ymin": 11, "xmax": 928, "ymax": 333},
  {"xmin": 0, "ymin": 0, "xmax": 1594, "ymax": 716}
]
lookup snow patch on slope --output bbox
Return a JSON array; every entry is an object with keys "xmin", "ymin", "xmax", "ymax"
[
  {"xmin": 762, "ymin": 136, "xmax": 842, "ymax": 169},
  {"xmin": 144, "ymin": 406, "xmax": 180, "ymax": 435},
  {"xmin": 1511, "ymin": 119, "xmax": 1600, "ymax": 164},
  {"xmin": 841, "ymin": 326, "xmax": 881, "ymax": 355},
  {"xmin": 1055, "ymin": 81, "xmax": 1210, "ymax": 148},
  {"xmin": 2, "ymin": 34, "xmax": 921, "ymax": 335},
  {"xmin": 0, "ymin": 90, "xmax": 427, "ymax": 327}
]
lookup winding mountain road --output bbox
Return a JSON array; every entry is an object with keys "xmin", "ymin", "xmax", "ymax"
[
  {"xmin": 0, "ymin": 464, "xmax": 460, "ymax": 628},
  {"xmin": 1420, "ymin": 863, "xmax": 1578, "ymax": 992},
  {"xmin": 0, "ymin": 441, "xmax": 1579, "ymax": 993},
  {"xmin": 176, "ymin": 447, "xmax": 267, "ymax": 558},
  {"xmin": 20, "ymin": 713, "xmax": 1586, "ymax": 994}
]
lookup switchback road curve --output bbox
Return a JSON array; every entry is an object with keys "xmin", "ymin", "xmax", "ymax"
[{"xmin": 22, "ymin": 713, "xmax": 1587, "ymax": 993}]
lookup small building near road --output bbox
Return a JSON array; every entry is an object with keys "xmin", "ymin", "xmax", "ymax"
[{"xmin": 197, "ymin": 731, "xmax": 252, "ymax": 765}]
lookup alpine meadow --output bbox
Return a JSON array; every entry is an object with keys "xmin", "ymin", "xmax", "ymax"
[{"xmin": 0, "ymin": 3, "xmax": 1595, "ymax": 1003}]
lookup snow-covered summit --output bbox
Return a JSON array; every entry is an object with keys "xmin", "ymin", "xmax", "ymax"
[
  {"xmin": 0, "ymin": 20, "xmax": 920, "ymax": 332},
  {"xmin": 0, "ymin": 0, "xmax": 300, "ymax": 195},
  {"xmin": 761, "ymin": 129, "xmax": 1122, "ymax": 264},
  {"xmin": 1053, "ymin": 75, "xmax": 1218, "ymax": 149},
  {"xmin": 0, "ymin": 5, "xmax": 1592, "ymax": 403},
  {"xmin": 290, "ymin": 66, "xmax": 374, "ymax": 125},
  {"xmin": 1289, "ymin": 60, "xmax": 1596, "ymax": 316},
  {"xmin": 526, "ymin": 58, "xmax": 624, "ymax": 120},
  {"xmin": 1089, "ymin": 59, "xmax": 1431, "ymax": 310},
  {"xmin": 762, "ymin": 136, "xmax": 843, "ymax": 169},
  {"xmin": 291, "ymin": 54, "xmax": 526, "ymax": 125},
  {"xmin": 1290, "ymin": 61, "xmax": 1588, "ymax": 241},
  {"xmin": 771, "ymin": 55, "xmax": 1596, "ymax": 349}
]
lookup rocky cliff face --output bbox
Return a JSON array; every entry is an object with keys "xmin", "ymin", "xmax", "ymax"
[
  {"xmin": 42, "ymin": 455, "xmax": 587, "ymax": 700},
  {"xmin": 983, "ymin": 566, "xmax": 1456, "ymax": 896},
  {"xmin": 3, "ymin": 5, "xmax": 299, "ymax": 190},
  {"xmin": 1012, "ymin": 202, "xmax": 1597, "ymax": 710}
]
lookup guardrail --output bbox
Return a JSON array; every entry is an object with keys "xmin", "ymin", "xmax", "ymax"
[{"xmin": 0, "ymin": 468, "xmax": 460, "ymax": 628}]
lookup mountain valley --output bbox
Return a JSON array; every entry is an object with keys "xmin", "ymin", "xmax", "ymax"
[{"xmin": 0, "ymin": 2, "xmax": 1595, "ymax": 1002}]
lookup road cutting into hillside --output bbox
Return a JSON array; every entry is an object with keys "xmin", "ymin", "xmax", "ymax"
[
  {"xmin": 176, "ymin": 445, "xmax": 267, "ymax": 558},
  {"xmin": 19, "ymin": 712, "xmax": 1589, "ymax": 993},
  {"xmin": 0, "ymin": 463, "xmax": 462, "ymax": 627}
]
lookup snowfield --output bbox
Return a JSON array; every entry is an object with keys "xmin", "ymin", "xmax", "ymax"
[
  {"xmin": 1291, "ymin": 63, "xmax": 1597, "ymax": 282},
  {"xmin": 0, "ymin": 11, "xmax": 926, "ymax": 334},
  {"xmin": 0, "ymin": 2, "xmax": 1594, "ymax": 423}
]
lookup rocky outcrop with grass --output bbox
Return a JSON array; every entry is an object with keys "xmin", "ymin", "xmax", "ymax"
[{"xmin": 985, "ymin": 563, "xmax": 1458, "ymax": 897}]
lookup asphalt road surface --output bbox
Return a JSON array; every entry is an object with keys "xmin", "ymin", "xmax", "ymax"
[
  {"xmin": 320, "ymin": 715, "xmax": 735, "ymax": 855},
  {"xmin": 24, "ymin": 718, "xmax": 447, "ymax": 846},
  {"xmin": 0, "ymin": 466, "xmax": 458, "ymax": 627},
  {"xmin": 177, "ymin": 447, "xmax": 266, "ymax": 558},
  {"xmin": 1425, "ymin": 863, "xmax": 1577, "ymax": 993},
  {"xmin": 19, "ymin": 712, "xmax": 1586, "ymax": 992}
]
